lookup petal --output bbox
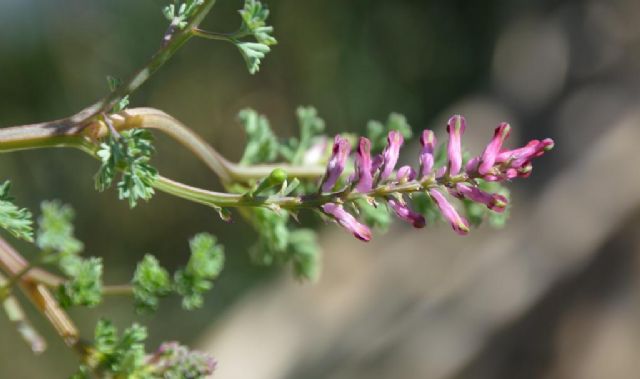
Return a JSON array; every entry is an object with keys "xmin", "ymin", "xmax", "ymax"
[
  {"xmin": 428, "ymin": 188, "xmax": 470, "ymax": 235},
  {"xmin": 478, "ymin": 122, "xmax": 511, "ymax": 175},
  {"xmin": 396, "ymin": 165, "xmax": 416, "ymax": 183},
  {"xmin": 387, "ymin": 197, "xmax": 426, "ymax": 228},
  {"xmin": 446, "ymin": 115, "xmax": 466, "ymax": 176},
  {"xmin": 354, "ymin": 137, "xmax": 374, "ymax": 192},
  {"xmin": 379, "ymin": 131, "xmax": 404, "ymax": 181},
  {"xmin": 321, "ymin": 135, "xmax": 351, "ymax": 192},
  {"xmin": 322, "ymin": 203, "xmax": 372, "ymax": 241},
  {"xmin": 419, "ymin": 129, "xmax": 437, "ymax": 177},
  {"xmin": 456, "ymin": 183, "xmax": 508, "ymax": 213}
]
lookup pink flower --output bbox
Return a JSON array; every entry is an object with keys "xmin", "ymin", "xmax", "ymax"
[
  {"xmin": 446, "ymin": 115, "xmax": 466, "ymax": 176},
  {"xmin": 455, "ymin": 183, "xmax": 508, "ymax": 213},
  {"xmin": 497, "ymin": 138, "xmax": 554, "ymax": 169},
  {"xmin": 353, "ymin": 137, "xmax": 374, "ymax": 192},
  {"xmin": 321, "ymin": 135, "xmax": 351, "ymax": 193},
  {"xmin": 478, "ymin": 122, "xmax": 511, "ymax": 175},
  {"xmin": 396, "ymin": 165, "xmax": 416, "ymax": 183},
  {"xmin": 428, "ymin": 188, "xmax": 470, "ymax": 235},
  {"xmin": 379, "ymin": 131, "xmax": 404, "ymax": 181},
  {"xmin": 419, "ymin": 129, "xmax": 436, "ymax": 177},
  {"xmin": 322, "ymin": 203, "xmax": 372, "ymax": 241},
  {"xmin": 387, "ymin": 197, "xmax": 425, "ymax": 228}
]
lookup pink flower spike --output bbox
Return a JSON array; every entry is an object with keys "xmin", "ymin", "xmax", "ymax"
[
  {"xmin": 396, "ymin": 165, "xmax": 416, "ymax": 183},
  {"xmin": 322, "ymin": 203, "xmax": 372, "ymax": 241},
  {"xmin": 321, "ymin": 135, "xmax": 351, "ymax": 192},
  {"xmin": 354, "ymin": 137, "xmax": 374, "ymax": 192},
  {"xmin": 428, "ymin": 188, "xmax": 470, "ymax": 235},
  {"xmin": 456, "ymin": 183, "xmax": 508, "ymax": 213},
  {"xmin": 419, "ymin": 129, "xmax": 437, "ymax": 177},
  {"xmin": 478, "ymin": 122, "xmax": 511, "ymax": 175},
  {"xmin": 387, "ymin": 197, "xmax": 426, "ymax": 228},
  {"xmin": 446, "ymin": 115, "xmax": 466, "ymax": 176},
  {"xmin": 379, "ymin": 131, "xmax": 404, "ymax": 181}
]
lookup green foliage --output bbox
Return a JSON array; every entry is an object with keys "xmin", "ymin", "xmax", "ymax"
[
  {"xmin": 248, "ymin": 208, "xmax": 321, "ymax": 281},
  {"xmin": 0, "ymin": 181, "xmax": 33, "ymax": 242},
  {"xmin": 357, "ymin": 199, "xmax": 392, "ymax": 232},
  {"xmin": 74, "ymin": 320, "xmax": 214, "ymax": 378},
  {"xmin": 34, "ymin": 200, "xmax": 103, "ymax": 308},
  {"xmin": 288, "ymin": 229, "xmax": 321, "ymax": 281},
  {"xmin": 95, "ymin": 129, "xmax": 158, "ymax": 208},
  {"xmin": 367, "ymin": 113, "xmax": 413, "ymax": 152},
  {"xmin": 162, "ymin": 0, "xmax": 205, "ymax": 29},
  {"xmin": 235, "ymin": 0, "xmax": 277, "ymax": 74},
  {"xmin": 249, "ymin": 208, "xmax": 289, "ymax": 265},
  {"xmin": 463, "ymin": 180, "xmax": 511, "ymax": 228},
  {"xmin": 236, "ymin": 42, "xmax": 271, "ymax": 75},
  {"xmin": 280, "ymin": 106, "xmax": 326, "ymax": 164},
  {"xmin": 106, "ymin": 76, "xmax": 130, "ymax": 113},
  {"xmin": 36, "ymin": 200, "xmax": 83, "ymax": 257},
  {"xmin": 174, "ymin": 233, "xmax": 225, "ymax": 310},
  {"xmin": 57, "ymin": 257, "xmax": 103, "ymax": 308},
  {"xmin": 81, "ymin": 319, "xmax": 148, "ymax": 378},
  {"xmin": 132, "ymin": 255, "xmax": 172, "ymax": 314},
  {"xmin": 239, "ymin": 0, "xmax": 277, "ymax": 45},
  {"xmin": 239, "ymin": 108, "xmax": 279, "ymax": 165}
]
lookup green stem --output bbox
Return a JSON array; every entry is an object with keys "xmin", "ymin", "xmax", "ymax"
[
  {"xmin": 191, "ymin": 28, "xmax": 236, "ymax": 43},
  {"xmin": 69, "ymin": 0, "xmax": 219, "ymax": 124}
]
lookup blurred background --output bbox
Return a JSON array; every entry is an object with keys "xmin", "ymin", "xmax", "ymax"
[{"xmin": 1, "ymin": 0, "xmax": 640, "ymax": 378}]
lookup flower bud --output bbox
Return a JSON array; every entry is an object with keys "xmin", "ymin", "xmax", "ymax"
[
  {"xmin": 321, "ymin": 135, "xmax": 351, "ymax": 193},
  {"xmin": 396, "ymin": 165, "xmax": 416, "ymax": 183},
  {"xmin": 446, "ymin": 115, "xmax": 466, "ymax": 176},
  {"xmin": 322, "ymin": 203, "xmax": 372, "ymax": 241},
  {"xmin": 428, "ymin": 188, "xmax": 470, "ymax": 235},
  {"xmin": 387, "ymin": 197, "xmax": 425, "ymax": 228},
  {"xmin": 353, "ymin": 137, "xmax": 373, "ymax": 192},
  {"xmin": 456, "ymin": 183, "xmax": 508, "ymax": 213},
  {"xmin": 419, "ymin": 129, "xmax": 436, "ymax": 177},
  {"xmin": 478, "ymin": 122, "xmax": 511, "ymax": 175},
  {"xmin": 379, "ymin": 131, "xmax": 404, "ymax": 181}
]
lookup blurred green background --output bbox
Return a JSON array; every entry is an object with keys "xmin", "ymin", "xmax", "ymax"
[{"xmin": 2, "ymin": 0, "xmax": 640, "ymax": 378}]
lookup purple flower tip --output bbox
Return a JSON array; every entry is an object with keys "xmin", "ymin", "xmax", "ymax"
[
  {"xmin": 446, "ymin": 115, "xmax": 466, "ymax": 176},
  {"xmin": 354, "ymin": 137, "xmax": 374, "ymax": 192},
  {"xmin": 429, "ymin": 188, "xmax": 470, "ymax": 235},
  {"xmin": 387, "ymin": 197, "xmax": 426, "ymax": 228},
  {"xmin": 321, "ymin": 135, "xmax": 351, "ymax": 192},
  {"xmin": 456, "ymin": 183, "xmax": 508, "ymax": 213},
  {"xmin": 322, "ymin": 203, "xmax": 372, "ymax": 241},
  {"xmin": 379, "ymin": 131, "xmax": 404, "ymax": 181}
]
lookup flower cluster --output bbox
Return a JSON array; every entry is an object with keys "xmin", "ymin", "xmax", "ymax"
[
  {"xmin": 146, "ymin": 341, "xmax": 217, "ymax": 378},
  {"xmin": 319, "ymin": 115, "xmax": 554, "ymax": 241}
]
